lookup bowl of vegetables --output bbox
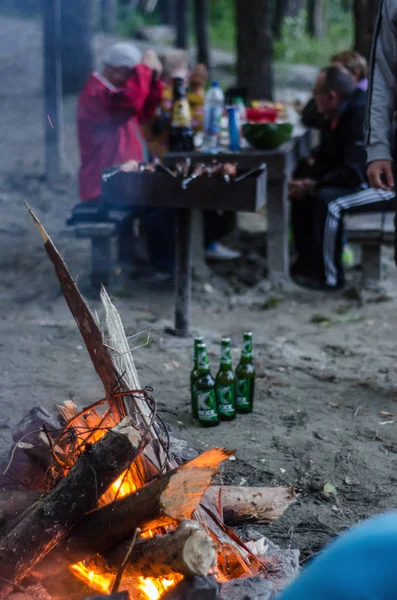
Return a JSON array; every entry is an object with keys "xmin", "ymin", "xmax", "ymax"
[{"xmin": 243, "ymin": 121, "xmax": 294, "ymax": 150}]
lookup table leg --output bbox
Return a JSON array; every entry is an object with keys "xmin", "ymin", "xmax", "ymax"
[
  {"xmin": 267, "ymin": 175, "xmax": 290, "ymax": 283},
  {"xmin": 175, "ymin": 207, "xmax": 192, "ymax": 337}
]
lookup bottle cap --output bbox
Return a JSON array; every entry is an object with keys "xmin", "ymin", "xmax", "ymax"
[
  {"xmin": 211, "ymin": 81, "xmax": 220, "ymax": 87},
  {"xmin": 221, "ymin": 337, "xmax": 231, "ymax": 343}
]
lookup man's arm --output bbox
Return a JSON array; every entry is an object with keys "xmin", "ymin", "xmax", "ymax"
[
  {"xmin": 109, "ymin": 64, "xmax": 155, "ymax": 115},
  {"xmin": 366, "ymin": 0, "xmax": 397, "ymax": 189},
  {"xmin": 139, "ymin": 73, "xmax": 164, "ymax": 123}
]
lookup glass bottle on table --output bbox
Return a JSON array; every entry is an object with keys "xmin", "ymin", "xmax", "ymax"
[
  {"xmin": 170, "ymin": 76, "xmax": 194, "ymax": 152},
  {"xmin": 196, "ymin": 343, "xmax": 219, "ymax": 427},
  {"xmin": 215, "ymin": 338, "xmax": 236, "ymax": 421},
  {"xmin": 235, "ymin": 332, "xmax": 256, "ymax": 414}
]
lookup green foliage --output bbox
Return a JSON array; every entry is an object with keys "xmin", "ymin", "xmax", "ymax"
[
  {"xmin": 118, "ymin": 4, "xmax": 160, "ymax": 37},
  {"xmin": 274, "ymin": 9, "xmax": 354, "ymax": 65},
  {"xmin": 117, "ymin": 1, "xmax": 353, "ymax": 67},
  {"xmin": 209, "ymin": 0, "xmax": 235, "ymax": 49}
]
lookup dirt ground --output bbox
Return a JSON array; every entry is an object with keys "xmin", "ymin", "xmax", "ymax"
[{"xmin": 2, "ymin": 13, "xmax": 397, "ymax": 569}]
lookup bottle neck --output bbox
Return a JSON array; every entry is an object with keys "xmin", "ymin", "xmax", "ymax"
[
  {"xmin": 219, "ymin": 360, "xmax": 232, "ymax": 371},
  {"xmin": 239, "ymin": 353, "xmax": 252, "ymax": 365}
]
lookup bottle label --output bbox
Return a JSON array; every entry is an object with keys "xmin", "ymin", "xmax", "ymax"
[
  {"xmin": 236, "ymin": 377, "xmax": 251, "ymax": 408},
  {"xmin": 172, "ymin": 99, "xmax": 192, "ymax": 128},
  {"xmin": 206, "ymin": 106, "xmax": 222, "ymax": 135},
  {"xmin": 197, "ymin": 351, "xmax": 210, "ymax": 370},
  {"xmin": 217, "ymin": 385, "xmax": 235, "ymax": 415},
  {"xmin": 198, "ymin": 389, "xmax": 218, "ymax": 420},
  {"xmin": 242, "ymin": 339, "xmax": 253, "ymax": 358},
  {"xmin": 221, "ymin": 345, "xmax": 232, "ymax": 365}
]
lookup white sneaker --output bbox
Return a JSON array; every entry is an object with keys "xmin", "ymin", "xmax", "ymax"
[{"xmin": 205, "ymin": 242, "xmax": 241, "ymax": 261}]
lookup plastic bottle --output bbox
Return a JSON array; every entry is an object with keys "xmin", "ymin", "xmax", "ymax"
[
  {"xmin": 203, "ymin": 82, "xmax": 225, "ymax": 152},
  {"xmin": 234, "ymin": 97, "xmax": 247, "ymax": 126}
]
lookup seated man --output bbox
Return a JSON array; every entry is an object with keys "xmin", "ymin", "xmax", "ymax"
[
  {"xmin": 290, "ymin": 65, "xmax": 394, "ymax": 290},
  {"xmin": 77, "ymin": 42, "xmax": 175, "ymax": 279},
  {"xmin": 302, "ymin": 49, "xmax": 368, "ymax": 132}
]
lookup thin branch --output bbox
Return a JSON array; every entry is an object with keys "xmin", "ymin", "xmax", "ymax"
[{"xmin": 111, "ymin": 528, "xmax": 141, "ymax": 593}]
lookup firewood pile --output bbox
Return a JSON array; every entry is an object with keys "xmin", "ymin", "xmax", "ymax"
[{"xmin": 0, "ymin": 206, "xmax": 298, "ymax": 600}]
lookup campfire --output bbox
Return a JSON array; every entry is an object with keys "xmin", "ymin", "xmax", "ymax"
[{"xmin": 0, "ymin": 206, "xmax": 296, "ymax": 600}]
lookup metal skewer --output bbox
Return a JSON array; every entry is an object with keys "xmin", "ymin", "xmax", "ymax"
[
  {"xmin": 234, "ymin": 163, "xmax": 266, "ymax": 183},
  {"xmin": 154, "ymin": 158, "xmax": 178, "ymax": 178}
]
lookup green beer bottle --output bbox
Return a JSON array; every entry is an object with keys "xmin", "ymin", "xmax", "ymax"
[
  {"xmin": 235, "ymin": 332, "xmax": 256, "ymax": 414},
  {"xmin": 190, "ymin": 336, "xmax": 204, "ymax": 418},
  {"xmin": 196, "ymin": 343, "xmax": 219, "ymax": 427},
  {"xmin": 215, "ymin": 338, "xmax": 236, "ymax": 421}
]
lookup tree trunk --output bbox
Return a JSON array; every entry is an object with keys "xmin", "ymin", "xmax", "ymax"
[
  {"xmin": 194, "ymin": 0, "xmax": 210, "ymax": 67},
  {"xmin": 0, "ymin": 418, "xmax": 141, "ymax": 599},
  {"xmin": 159, "ymin": 0, "xmax": 177, "ymax": 24},
  {"xmin": 176, "ymin": 0, "xmax": 188, "ymax": 48},
  {"xmin": 236, "ymin": 0, "xmax": 274, "ymax": 101},
  {"xmin": 353, "ymin": 0, "xmax": 378, "ymax": 60},
  {"xmin": 107, "ymin": 520, "xmax": 216, "ymax": 578},
  {"xmin": 306, "ymin": 0, "xmax": 324, "ymax": 38},
  {"xmin": 101, "ymin": 0, "xmax": 118, "ymax": 32},
  {"xmin": 273, "ymin": 0, "xmax": 289, "ymax": 38},
  {"xmin": 61, "ymin": 0, "xmax": 94, "ymax": 95}
]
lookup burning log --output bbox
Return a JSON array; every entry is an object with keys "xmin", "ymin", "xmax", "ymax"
[
  {"xmin": 55, "ymin": 448, "xmax": 232, "ymax": 565},
  {"xmin": 0, "ymin": 417, "xmax": 142, "ymax": 598},
  {"xmin": 205, "ymin": 486, "xmax": 296, "ymax": 525},
  {"xmin": 0, "ymin": 485, "xmax": 295, "ymax": 535},
  {"xmin": 107, "ymin": 520, "xmax": 216, "ymax": 578}
]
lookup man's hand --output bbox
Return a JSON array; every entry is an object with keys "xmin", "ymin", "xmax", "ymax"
[
  {"xmin": 367, "ymin": 160, "xmax": 395, "ymax": 191},
  {"xmin": 289, "ymin": 178, "xmax": 316, "ymax": 200},
  {"xmin": 142, "ymin": 49, "xmax": 163, "ymax": 76}
]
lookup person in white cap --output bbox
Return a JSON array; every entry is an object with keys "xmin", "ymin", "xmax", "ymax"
[
  {"xmin": 76, "ymin": 42, "xmax": 176, "ymax": 280},
  {"xmin": 77, "ymin": 42, "xmax": 163, "ymax": 201}
]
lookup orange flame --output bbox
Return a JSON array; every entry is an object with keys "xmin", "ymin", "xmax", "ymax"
[
  {"xmin": 67, "ymin": 406, "xmax": 183, "ymax": 600},
  {"xmin": 70, "ymin": 562, "xmax": 114, "ymax": 594},
  {"xmin": 99, "ymin": 469, "xmax": 137, "ymax": 506},
  {"xmin": 138, "ymin": 575, "xmax": 183, "ymax": 600}
]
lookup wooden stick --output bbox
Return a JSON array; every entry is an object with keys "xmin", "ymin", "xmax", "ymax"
[
  {"xmin": 25, "ymin": 203, "xmax": 119, "ymax": 414},
  {"xmin": 111, "ymin": 527, "xmax": 141, "ymax": 593},
  {"xmin": 0, "ymin": 417, "xmax": 141, "ymax": 598},
  {"xmin": 107, "ymin": 520, "xmax": 216, "ymax": 578}
]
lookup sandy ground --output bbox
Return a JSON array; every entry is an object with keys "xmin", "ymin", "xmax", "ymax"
[{"xmin": 2, "ymin": 14, "xmax": 397, "ymax": 567}]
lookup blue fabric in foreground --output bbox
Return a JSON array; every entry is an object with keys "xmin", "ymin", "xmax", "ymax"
[{"xmin": 278, "ymin": 511, "xmax": 397, "ymax": 600}]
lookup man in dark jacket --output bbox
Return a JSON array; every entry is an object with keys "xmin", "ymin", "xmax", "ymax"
[{"xmin": 291, "ymin": 65, "xmax": 393, "ymax": 290}]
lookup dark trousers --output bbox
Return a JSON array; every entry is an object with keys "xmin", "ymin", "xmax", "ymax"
[
  {"xmin": 118, "ymin": 206, "xmax": 175, "ymax": 274},
  {"xmin": 203, "ymin": 211, "xmax": 236, "ymax": 248},
  {"xmin": 292, "ymin": 186, "xmax": 395, "ymax": 287}
]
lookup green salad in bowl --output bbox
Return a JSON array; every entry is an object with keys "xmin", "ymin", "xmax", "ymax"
[{"xmin": 243, "ymin": 122, "xmax": 294, "ymax": 150}]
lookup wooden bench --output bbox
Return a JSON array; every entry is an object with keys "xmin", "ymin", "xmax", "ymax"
[{"xmin": 345, "ymin": 211, "xmax": 394, "ymax": 285}]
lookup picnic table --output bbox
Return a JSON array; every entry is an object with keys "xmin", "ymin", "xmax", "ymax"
[
  {"xmin": 164, "ymin": 128, "xmax": 312, "ymax": 285},
  {"xmin": 101, "ymin": 128, "xmax": 312, "ymax": 337}
]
